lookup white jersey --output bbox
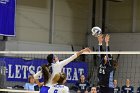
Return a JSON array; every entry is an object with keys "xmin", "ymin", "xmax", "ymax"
[
  {"xmin": 34, "ymin": 54, "xmax": 77, "ymax": 84},
  {"xmin": 48, "ymin": 84, "xmax": 69, "ymax": 93}
]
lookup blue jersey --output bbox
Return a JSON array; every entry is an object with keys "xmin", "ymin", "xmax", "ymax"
[
  {"xmin": 40, "ymin": 86, "xmax": 50, "ymax": 93},
  {"xmin": 121, "ymin": 85, "xmax": 134, "ymax": 93},
  {"xmin": 75, "ymin": 81, "xmax": 90, "ymax": 93},
  {"xmin": 114, "ymin": 86, "xmax": 120, "ymax": 93},
  {"xmin": 137, "ymin": 87, "xmax": 140, "ymax": 93},
  {"xmin": 0, "ymin": 0, "xmax": 16, "ymax": 36}
]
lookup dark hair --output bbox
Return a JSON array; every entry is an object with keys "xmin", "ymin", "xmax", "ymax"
[
  {"xmin": 79, "ymin": 74, "xmax": 85, "ymax": 82},
  {"xmin": 47, "ymin": 54, "xmax": 54, "ymax": 65},
  {"xmin": 57, "ymin": 73, "xmax": 66, "ymax": 84},
  {"xmin": 41, "ymin": 65, "xmax": 50, "ymax": 85}
]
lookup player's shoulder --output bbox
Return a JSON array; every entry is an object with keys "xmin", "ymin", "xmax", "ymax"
[
  {"xmin": 63, "ymin": 85, "xmax": 69, "ymax": 89},
  {"xmin": 62, "ymin": 85, "xmax": 69, "ymax": 93},
  {"xmin": 54, "ymin": 85, "xmax": 69, "ymax": 93}
]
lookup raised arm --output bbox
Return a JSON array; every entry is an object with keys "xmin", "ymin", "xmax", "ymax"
[
  {"xmin": 105, "ymin": 34, "xmax": 110, "ymax": 52},
  {"xmin": 76, "ymin": 48, "xmax": 91, "ymax": 57},
  {"xmin": 59, "ymin": 48, "xmax": 91, "ymax": 68},
  {"xmin": 97, "ymin": 35, "xmax": 104, "ymax": 61},
  {"xmin": 105, "ymin": 34, "xmax": 112, "ymax": 63},
  {"xmin": 34, "ymin": 71, "xmax": 42, "ymax": 80}
]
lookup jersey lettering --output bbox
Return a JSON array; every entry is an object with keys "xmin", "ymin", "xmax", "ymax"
[{"xmin": 54, "ymin": 89, "xmax": 58, "ymax": 93}]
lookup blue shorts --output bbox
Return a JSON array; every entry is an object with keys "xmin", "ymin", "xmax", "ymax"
[{"xmin": 40, "ymin": 86, "xmax": 50, "ymax": 93}]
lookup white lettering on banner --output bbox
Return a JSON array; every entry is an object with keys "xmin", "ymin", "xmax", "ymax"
[
  {"xmin": 29, "ymin": 66, "xmax": 35, "ymax": 75},
  {"xmin": 72, "ymin": 68, "xmax": 78, "ymax": 80},
  {"xmin": 78, "ymin": 68, "xmax": 84, "ymax": 75},
  {"xmin": 22, "ymin": 65, "xmax": 28, "ymax": 79},
  {"xmin": 63, "ymin": 67, "xmax": 85, "ymax": 81},
  {"xmin": 8, "ymin": 64, "xmax": 14, "ymax": 78},
  {"xmin": 7, "ymin": 64, "xmax": 86, "ymax": 82},
  {"xmin": 15, "ymin": 65, "xmax": 22, "ymax": 78},
  {"xmin": 66, "ymin": 68, "xmax": 72, "ymax": 80},
  {"xmin": 7, "ymin": 65, "xmax": 41, "ymax": 79},
  {"xmin": 0, "ymin": 0, "xmax": 9, "ymax": 4}
]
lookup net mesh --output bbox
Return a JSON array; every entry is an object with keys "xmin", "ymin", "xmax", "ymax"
[{"xmin": 0, "ymin": 51, "xmax": 140, "ymax": 92}]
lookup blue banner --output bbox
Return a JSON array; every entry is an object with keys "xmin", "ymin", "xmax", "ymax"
[
  {"xmin": 0, "ymin": 57, "xmax": 88, "ymax": 83},
  {"xmin": 63, "ymin": 62, "xmax": 88, "ymax": 83},
  {"xmin": 0, "ymin": 0, "xmax": 16, "ymax": 36}
]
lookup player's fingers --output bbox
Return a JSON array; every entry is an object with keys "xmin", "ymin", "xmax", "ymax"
[{"xmin": 85, "ymin": 48, "xmax": 91, "ymax": 52}]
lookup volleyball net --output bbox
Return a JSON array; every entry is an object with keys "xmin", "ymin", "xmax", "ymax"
[{"xmin": 0, "ymin": 51, "xmax": 140, "ymax": 92}]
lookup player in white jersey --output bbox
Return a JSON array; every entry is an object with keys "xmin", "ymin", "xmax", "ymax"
[
  {"xmin": 49, "ymin": 72, "xmax": 69, "ymax": 93},
  {"xmin": 34, "ymin": 48, "xmax": 91, "ymax": 85}
]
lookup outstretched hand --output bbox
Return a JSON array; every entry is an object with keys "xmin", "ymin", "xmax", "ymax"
[
  {"xmin": 82, "ymin": 48, "xmax": 91, "ymax": 53},
  {"xmin": 77, "ymin": 48, "xmax": 91, "ymax": 57},
  {"xmin": 98, "ymin": 34, "xmax": 103, "ymax": 44},
  {"xmin": 105, "ymin": 34, "xmax": 110, "ymax": 43}
]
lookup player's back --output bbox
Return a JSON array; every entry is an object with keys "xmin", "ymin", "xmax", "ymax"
[{"xmin": 48, "ymin": 84, "xmax": 69, "ymax": 93}]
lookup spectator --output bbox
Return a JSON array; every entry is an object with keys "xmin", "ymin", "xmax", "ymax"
[
  {"xmin": 75, "ymin": 74, "xmax": 90, "ymax": 93},
  {"xmin": 90, "ymin": 86, "xmax": 97, "ymax": 93},
  {"xmin": 114, "ymin": 80, "xmax": 120, "ymax": 93},
  {"xmin": 24, "ymin": 75, "xmax": 36, "ymax": 91},
  {"xmin": 121, "ymin": 79, "xmax": 134, "ymax": 93}
]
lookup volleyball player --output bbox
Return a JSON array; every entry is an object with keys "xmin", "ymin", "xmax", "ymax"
[
  {"xmin": 97, "ymin": 34, "xmax": 115, "ymax": 93},
  {"xmin": 34, "ymin": 48, "xmax": 91, "ymax": 85},
  {"xmin": 48, "ymin": 72, "xmax": 69, "ymax": 93},
  {"xmin": 39, "ymin": 65, "xmax": 51, "ymax": 93},
  {"xmin": 121, "ymin": 79, "xmax": 134, "ymax": 93}
]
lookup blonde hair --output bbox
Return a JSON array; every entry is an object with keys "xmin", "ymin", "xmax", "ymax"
[{"xmin": 52, "ymin": 72, "xmax": 66, "ymax": 84}]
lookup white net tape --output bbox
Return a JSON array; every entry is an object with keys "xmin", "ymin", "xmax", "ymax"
[
  {"xmin": 0, "ymin": 51, "xmax": 140, "ymax": 92},
  {"xmin": 0, "ymin": 89, "xmax": 39, "ymax": 93},
  {"xmin": 0, "ymin": 51, "xmax": 140, "ymax": 54}
]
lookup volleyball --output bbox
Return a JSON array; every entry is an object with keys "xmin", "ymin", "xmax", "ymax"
[{"xmin": 91, "ymin": 26, "xmax": 102, "ymax": 37}]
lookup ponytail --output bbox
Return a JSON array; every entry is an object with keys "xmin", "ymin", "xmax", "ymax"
[
  {"xmin": 41, "ymin": 65, "xmax": 50, "ymax": 85},
  {"xmin": 52, "ymin": 73, "xmax": 61, "ymax": 84},
  {"xmin": 57, "ymin": 73, "xmax": 66, "ymax": 84},
  {"xmin": 52, "ymin": 73, "xmax": 66, "ymax": 84}
]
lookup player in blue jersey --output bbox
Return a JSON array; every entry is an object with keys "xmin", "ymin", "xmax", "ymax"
[
  {"xmin": 40, "ymin": 66, "xmax": 68, "ymax": 93},
  {"xmin": 40, "ymin": 65, "xmax": 51, "ymax": 93},
  {"xmin": 48, "ymin": 72, "xmax": 69, "ymax": 93},
  {"xmin": 114, "ymin": 80, "xmax": 120, "ymax": 93},
  {"xmin": 121, "ymin": 79, "xmax": 134, "ymax": 93},
  {"xmin": 97, "ymin": 34, "xmax": 115, "ymax": 93}
]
